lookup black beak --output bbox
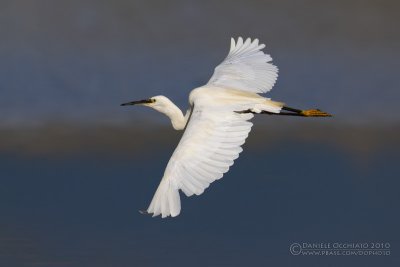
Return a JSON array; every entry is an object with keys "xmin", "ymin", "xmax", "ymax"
[{"xmin": 120, "ymin": 99, "xmax": 154, "ymax": 106}]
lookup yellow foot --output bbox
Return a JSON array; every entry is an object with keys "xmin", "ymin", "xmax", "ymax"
[{"xmin": 301, "ymin": 109, "xmax": 332, "ymax": 117}]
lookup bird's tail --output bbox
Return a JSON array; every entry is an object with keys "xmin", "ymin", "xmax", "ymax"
[
  {"xmin": 146, "ymin": 178, "xmax": 181, "ymax": 218},
  {"xmin": 251, "ymin": 99, "xmax": 283, "ymax": 114}
]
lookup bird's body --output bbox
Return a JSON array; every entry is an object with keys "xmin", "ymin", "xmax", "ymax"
[{"xmin": 122, "ymin": 37, "xmax": 331, "ymax": 218}]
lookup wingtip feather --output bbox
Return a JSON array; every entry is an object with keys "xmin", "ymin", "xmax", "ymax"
[{"xmin": 230, "ymin": 38, "xmax": 236, "ymax": 52}]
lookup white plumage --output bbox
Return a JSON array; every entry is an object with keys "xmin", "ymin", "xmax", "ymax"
[
  {"xmin": 121, "ymin": 37, "xmax": 330, "ymax": 218},
  {"xmin": 208, "ymin": 37, "xmax": 278, "ymax": 93},
  {"xmin": 147, "ymin": 37, "xmax": 280, "ymax": 218}
]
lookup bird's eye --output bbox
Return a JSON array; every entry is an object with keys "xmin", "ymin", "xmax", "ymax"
[{"xmin": 151, "ymin": 99, "xmax": 156, "ymax": 103}]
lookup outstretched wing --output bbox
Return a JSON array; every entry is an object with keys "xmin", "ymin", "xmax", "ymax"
[
  {"xmin": 146, "ymin": 102, "xmax": 254, "ymax": 218},
  {"xmin": 207, "ymin": 37, "xmax": 278, "ymax": 94}
]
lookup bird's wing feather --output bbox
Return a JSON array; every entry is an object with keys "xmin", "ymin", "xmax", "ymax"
[
  {"xmin": 146, "ymin": 102, "xmax": 254, "ymax": 218},
  {"xmin": 207, "ymin": 37, "xmax": 278, "ymax": 93}
]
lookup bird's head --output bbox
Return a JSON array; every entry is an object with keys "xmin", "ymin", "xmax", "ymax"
[
  {"xmin": 121, "ymin": 95, "xmax": 174, "ymax": 113},
  {"xmin": 121, "ymin": 95, "xmax": 186, "ymax": 130}
]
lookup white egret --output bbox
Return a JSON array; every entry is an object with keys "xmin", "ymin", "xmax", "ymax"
[{"xmin": 122, "ymin": 37, "xmax": 331, "ymax": 218}]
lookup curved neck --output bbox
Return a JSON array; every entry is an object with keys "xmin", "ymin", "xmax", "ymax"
[
  {"xmin": 165, "ymin": 105, "xmax": 187, "ymax": 130},
  {"xmin": 153, "ymin": 100, "xmax": 187, "ymax": 130}
]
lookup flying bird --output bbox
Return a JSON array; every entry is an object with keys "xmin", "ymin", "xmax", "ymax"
[{"xmin": 122, "ymin": 37, "xmax": 331, "ymax": 218}]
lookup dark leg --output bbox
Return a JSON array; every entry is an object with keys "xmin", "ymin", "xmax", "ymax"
[
  {"xmin": 282, "ymin": 106, "xmax": 302, "ymax": 113},
  {"xmin": 260, "ymin": 110, "xmax": 304, "ymax": 116},
  {"xmin": 237, "ymin": 106, "xmax": 332, "ymax": 117}
]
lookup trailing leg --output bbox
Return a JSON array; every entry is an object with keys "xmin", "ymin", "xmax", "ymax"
[{"xmin": 237, "ymin": 106, "xmax": 332, "ymax": 117}]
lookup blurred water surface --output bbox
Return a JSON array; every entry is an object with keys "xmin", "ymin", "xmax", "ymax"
[
  {"xmin": 0, "ymin": 0, "xmax": 399, "ymax": 125},
  {"xmin": 0, "ymin": 139, "xmax": 399, "ymax": 266},
  {"xmin": 1, "ymin": 0, "xmax": 399, "ymax": 266}
]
